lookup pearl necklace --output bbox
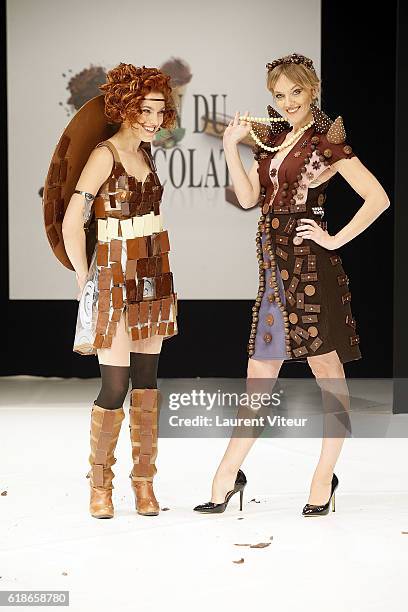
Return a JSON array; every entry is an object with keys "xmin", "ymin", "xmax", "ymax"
[
  {"xmin": 240, "ymin": 115, "xmax": 286, "ymax": 123},
  {"xmin": 240, "ymin": 116, "xmax": 315, "ymax": 153}
]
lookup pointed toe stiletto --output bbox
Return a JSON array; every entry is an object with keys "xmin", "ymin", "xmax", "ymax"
[
  {"xmin": 193, "ymin": 469, "xmax": 247, "ymax": 514},
  {"xmin": 302, "ymin": 473, "xmax": 339, "ymax": 517}
]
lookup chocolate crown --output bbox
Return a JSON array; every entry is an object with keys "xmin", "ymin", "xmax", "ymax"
[{"xmin": 266, "ymin": 52, "xmax": 315, "ymax": 72}]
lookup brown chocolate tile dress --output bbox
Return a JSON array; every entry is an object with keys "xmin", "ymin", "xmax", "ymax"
[
  {"xmin": 249, "ymin": 109, "xmax": 361, "ymax": 364},
  {"xmin": 74, "ymin": 140, "xmax": 177, "ymax": 354}
]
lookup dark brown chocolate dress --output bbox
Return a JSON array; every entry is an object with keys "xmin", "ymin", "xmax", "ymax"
[{"xmin": 248, "ymin": 115, "xmax": 361, "ymax": 364}]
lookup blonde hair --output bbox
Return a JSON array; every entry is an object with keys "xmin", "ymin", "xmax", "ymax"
[{"xmin": 267, "ymin": 61, "xmax": 320, "ymax": 104}]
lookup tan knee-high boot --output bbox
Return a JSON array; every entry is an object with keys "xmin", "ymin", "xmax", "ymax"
[
  {"xmin": 86, "ymin": 404, "xmax": 125, "ymax": 519},
  {"xmin": 129, "ymin": 388, "xmax": 160, "ymax": 516}
]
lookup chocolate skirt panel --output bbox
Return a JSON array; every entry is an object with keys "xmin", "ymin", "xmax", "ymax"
[
  {"xmin": 73, "ymin": 141, "xmax": 177, "ymax": 356},
  {"xmin": 74, "ymin": 238, "xmax": 178, "ymax": 356},
  {"xmin": 249, "ymin": 213, "xmax": 361, "ymax": 364}
]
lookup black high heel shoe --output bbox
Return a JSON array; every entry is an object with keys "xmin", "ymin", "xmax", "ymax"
[
  {"xmin": 193, "ymin": 469, "xmax": 247, "ymax": 514},
  {"xmin": 302, "ymin": 473, "xmax": 339, "ymax": 517}
]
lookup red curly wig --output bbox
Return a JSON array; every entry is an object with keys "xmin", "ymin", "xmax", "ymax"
[{"xmin": 100, "ymin": 63, "xmax": 177, "ymax": 129}]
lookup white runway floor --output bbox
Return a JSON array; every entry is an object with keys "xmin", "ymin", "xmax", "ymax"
[{"xmin": 1, "ymin": 377, "xmax": 407, "ymax": 612}]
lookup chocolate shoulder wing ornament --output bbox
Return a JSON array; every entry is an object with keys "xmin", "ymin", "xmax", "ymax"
[
  {"xmin": 42, "ymin": 94, "xmax": 153, "ymax": 270},
  {"xmin": 252, "ymin": 103, "xmax": 347, "ymax": 161},
  {"xmin": 310, "ymin": 104, "xmax": 347, "ymax": 143}
]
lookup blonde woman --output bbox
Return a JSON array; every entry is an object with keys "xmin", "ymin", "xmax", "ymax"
[{"xmin": 194, "ymin": 53, "xmax": 389, "ymax": 517}]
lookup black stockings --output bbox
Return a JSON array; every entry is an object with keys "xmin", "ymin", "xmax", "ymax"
[{"xmin": 95, "ymin": 353, "xmax": 160, "ymax": 409}]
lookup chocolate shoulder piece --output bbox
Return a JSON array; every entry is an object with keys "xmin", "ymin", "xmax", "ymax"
[
  {"xmin": 311, "ymin": 104, "xmax": 333, "ymax": 134},
  {"xmin": 267, "ymin": 105, "xmax": 290, "ymax": 134},
  {"xmin": 252, "ymin": 106, "xmax": 291, "ymax": 160},
  {"xmin": 326, "ymin": 116, "xmax": 347, "ymax": 144},
  {"xmin": 251, "ymin": 108, "xmax": 276, "ymax": 161},
  {"xmin": 310, "ymin": 105, "xmax": 347, "ymax": 143}
]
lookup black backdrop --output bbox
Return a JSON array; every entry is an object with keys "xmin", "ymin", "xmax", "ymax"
[{"xmin": 1, "ymin": 1, "xmax": 402, "ymax": 379}]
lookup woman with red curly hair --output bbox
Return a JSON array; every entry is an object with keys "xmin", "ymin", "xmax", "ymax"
[{"xmin": 62, "ymin": 63, "xmax": 178, "ymax": 519}]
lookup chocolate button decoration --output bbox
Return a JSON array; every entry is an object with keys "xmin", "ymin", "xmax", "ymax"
[
  {"xmin": 266, "ymin": 314, "xmax": 274, "ymax": 325},
  {"xmin": 280, "ymin": 269, "xmax": 289, "ymax": 280},
  {"xmin": 264, "ymin": 333, "xmax": 272, "ymax": 343},
  {"xmin": 304, "ymin": 284, "xmax": 316, "ymax": 296},
  {"xmin": 293, "ymin": 235, "xmax": 303, "ymax": 245},
  {"xmin": 271, "ymin": 217, "xmax": 280, "ymax": 229},
  {"xmin": 307, "ymin": 326, "xmax": 318, "ymax": 337},
  {"xmin": 289, "ymin": 312, "xmax": 298, "ymax": 324}
]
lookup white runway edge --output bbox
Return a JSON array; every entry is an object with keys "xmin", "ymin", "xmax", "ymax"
[{"xmin": 1, "ymin": 376, "xmax": 407, "ymax": 612}]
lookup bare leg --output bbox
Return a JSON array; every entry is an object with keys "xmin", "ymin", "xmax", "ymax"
[
  {"xmin": 97, "ymin": 311, "xmax": 163, "ymax": 367},
  {"xmin": 210, "ymin": 357, "xmax": 283, "ymax": 503},
  {"xmin": 306, "ymin": 350, "xmax": 350, "ymax": 505}
]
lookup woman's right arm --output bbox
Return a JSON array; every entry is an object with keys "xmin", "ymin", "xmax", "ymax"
[
  {"xmin": 62, "ymin": 146, "xmax": 113, "ymax": 296},
  {"xmin": 223, "ymin": 110, "xmax": 261, "ymax": 209}
]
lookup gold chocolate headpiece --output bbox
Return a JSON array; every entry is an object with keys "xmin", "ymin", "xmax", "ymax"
[{"xmin": 266, "ymin": 52, "xmax": 315, "ymax": 73}]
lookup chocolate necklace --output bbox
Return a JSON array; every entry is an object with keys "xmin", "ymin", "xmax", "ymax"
[{"xmin": 240, "ymin": 116, "xmax": 315, "ymax": 152}]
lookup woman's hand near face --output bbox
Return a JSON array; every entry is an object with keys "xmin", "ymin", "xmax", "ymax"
[
  {"xmin": 222, "ymin": 110, "xmax": 260, "ymax": 209},
  {"xmin": 223, "ymin": 110, "xmax": 251, "ymax": 148}
]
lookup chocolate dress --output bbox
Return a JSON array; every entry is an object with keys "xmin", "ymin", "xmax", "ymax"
[
  {"xmin": 248, "ymin": 111, "xmax": 361, "ymax": 363},
  {"xmin": 74, "ymin": 140, "xmax": 177, "ymax": 354}
]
